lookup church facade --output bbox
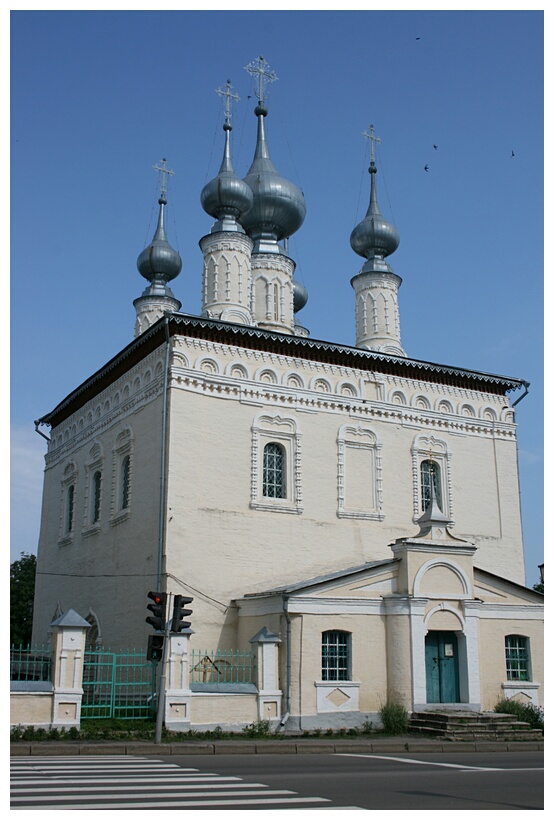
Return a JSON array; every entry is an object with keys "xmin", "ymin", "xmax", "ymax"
[{"xmin": 31, "ymin": 59, "xmax": 542, "ymax": 729}]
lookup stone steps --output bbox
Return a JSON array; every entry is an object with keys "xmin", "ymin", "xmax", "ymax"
[{"xmin": 409, "ymin": 710, "xmax": 543, "ymax": 742}]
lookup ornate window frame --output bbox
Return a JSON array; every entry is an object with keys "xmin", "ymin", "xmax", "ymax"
[
  {"xmin": 337, "ymin": 423, "xmax": 384, "ymax": 520},
  {"xmin": 110, "ymin": 427, "xmax": 134, "ymax": 526},
  {"xmin": 59, "ymin": 461, "xmax": 78, "ymax": 546},
  {"xmin": 411, "ymin": 434, "xmax": 453, "ymax": 523},
  {"xmin": 82, "ymin": 442, "xmax": 104, "ymax": 536},
  {"xmin": 251, "ymin": 413, "xmax": 303, "ymax": 514}
]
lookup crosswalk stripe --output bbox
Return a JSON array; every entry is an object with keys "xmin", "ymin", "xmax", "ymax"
[
  {"xmin": 12, "ymin": 789, "xmax": 297, "ymax": 803},
  {"xmin": 11, "ymin": 781, "xmax": 270, "ymax": 793},
  {"xmin": 11, "ymin": 775, "xmax": 242, "ymax": 785},
  {"xmin": 11, "ymin": 797, "xmax": 330, "ymax": 809}
]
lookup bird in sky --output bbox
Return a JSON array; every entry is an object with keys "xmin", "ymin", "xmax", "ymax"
[
  {"xmin": 512, "ymin": 150, "xmax": 515, "ymax": 157},
  {"xmin": 433, "ymin": 144, "xmax": 438, "ymax": 150},
  {"xmin": 424, "ymin": 164, "xmax": 429, "ymax": 172}
]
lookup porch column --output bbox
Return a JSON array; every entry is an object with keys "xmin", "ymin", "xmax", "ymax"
[
  {"xmin": 383, "ymin": 596, "xmax": 427, "ymax": 711},
  {"xmin": 460, "ymin": 600, "xmax": 482, "ymax": 708},
  {"xmin": 164, "ymin": 630, "xmax": 192, "ymax": 732},
  {"xmin": 249, "ymin": 627, "xmax": 282, "ymax": 724}
]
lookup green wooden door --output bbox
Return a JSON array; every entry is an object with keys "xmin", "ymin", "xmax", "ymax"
[{"xmin": 425, "ymin": 631, "xmax": 460, "ymax": 703}]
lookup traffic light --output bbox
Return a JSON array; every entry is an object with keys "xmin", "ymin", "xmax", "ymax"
[
  {"xmin": 146, "ymin": 591, "xmax": 167, "ymax": 631},
  {"xmin": 171, "ymin": 595, "xmax": 193, "ymax": 632},
  {"xmin": 146, "ymin": 633, "xmax": 164, "ymax": 662}
]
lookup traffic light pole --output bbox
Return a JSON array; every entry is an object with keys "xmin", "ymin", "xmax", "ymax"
[{"xmin": 155, "ymin": 592, "xmax": 172, "ymax": 745}]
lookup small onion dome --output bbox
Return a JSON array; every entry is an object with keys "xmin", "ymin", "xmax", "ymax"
[
  {"xmin": 137, "ymin": 196, "xmax": 182, "ymax": 284},
  {"xmin": 350, "ymin": 162, "xmax": 399, "ymax": 260},
  {"xmin": 293, "ymin": 278, "xmax": 308, "ymax": 313},
  {"xmin": 242, "ymin": 105, "xmax": 306, "ymax": 250},
  {"xmin": 201, "ymin": 123, "xmax": 253, "ymax": 230}
]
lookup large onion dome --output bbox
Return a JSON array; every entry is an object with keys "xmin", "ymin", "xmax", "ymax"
[
  {"xmin": 201, "ymin": 94, "xmax": 253, "ymax": 233},
  {"xmin": 350, "ymin": 159, "xmax": 399, "ymax": 269},
  {"xmin": 137, "ymin": 192, "xmax": 182, "ymax": 290},
  {"xmin": 242, "ymin": 103, "xmax": 306, "ymax": 254}
]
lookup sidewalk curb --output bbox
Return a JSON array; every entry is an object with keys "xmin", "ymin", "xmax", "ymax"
[{"xmin": 10, "ymin": 737, "xmax": 544, "ymax": 756}]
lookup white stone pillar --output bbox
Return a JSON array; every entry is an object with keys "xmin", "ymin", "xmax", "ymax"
[
  {"xmin": 249, "ymin": 627, "xmax": 282, "ymax": 723},
  {"xmin": 50, "ymin": 609, "xmax": 90, "ymax": 729},
  {"xmin": 164, "ymin": 631, "xmax": 193, "ymax": 732}
]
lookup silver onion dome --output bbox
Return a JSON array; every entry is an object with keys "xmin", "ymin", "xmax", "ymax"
[
  {"xmin": 350, "ymin": 160, "xmax": 399, "ymax": 263},
  {"xmin": 293, "ymin": 278, "xmax": 308, "ymax": 313},
  {"xmin": 201, "ymin": 83, "xmax": 253, "ymax": 232},
  {"xmin": 242, "ymin": 103, "xmax": 306, "ymax": 253},
  {"xmin": 137, "ymin": 193, "xmax": 182, "ymax": 287}
]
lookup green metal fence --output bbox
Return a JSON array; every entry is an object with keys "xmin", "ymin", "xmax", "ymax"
[
  {"xmin": 189, "ymin": 649, "xmax": 254, "ymax": 684},
  {"xmin": 10, "ymin": 645, "xmax": 52, "ymax": 682},
  {"xmin": 82, "ymin": 648, "xmax": 156, "ymax": 719}
]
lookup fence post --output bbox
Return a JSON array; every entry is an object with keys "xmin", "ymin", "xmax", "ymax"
[
  {"xmin": 249, "ymin": 627, "xmax": 282, "ymax": 725},
  {"xmin": 50, "ymin": 609, "xmax": 90, "ymax": 730},
  {"xmin": 163, "ymin": 629, "xmax": 193, "ymax": 733}
]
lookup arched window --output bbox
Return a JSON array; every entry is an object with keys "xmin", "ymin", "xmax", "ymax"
[
  {"xmin": 322, "ymin": 630, "xmax": 351, "ymax": 681},
  {"xmin": 121, "ymin": 455, "xmax": 130, "ymax": 510},
  {"xmin": 92, "ymin": 471, "xmax": 102, "ymax": 524},
  {"xmin": 505, "ymin": 635, "xmax": 530, "ymax": 681},
  {"xmin": 420, "ymin": 459, "xmax": 442, "ymax": 512},
  {"xmin": 263, "ymin": 443, "xmax": 286, "ymax": 499},
  {"xmin": 66, "ymin": 484, "xmax": 75, "ymax": 533}
]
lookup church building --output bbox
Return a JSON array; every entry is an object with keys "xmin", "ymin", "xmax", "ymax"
[{"xmin": 31, "ymin": 57, "xmax": 543, "ymax": 730}]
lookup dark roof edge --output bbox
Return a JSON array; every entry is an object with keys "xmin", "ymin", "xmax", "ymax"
[
  {"xmin": 242, "ymin": 558, "xmax": 400, "ymax": 598},
  {"xmin": 474, "ymin": 566, "xmax": 544, "ymax": 598},
  {"xmin": 36, "ymin": 312, "xmax": 528, "ymax": 427},
  {"xmin": 168, "ymin": 313, "xmax": 526, "ymax": 389}
]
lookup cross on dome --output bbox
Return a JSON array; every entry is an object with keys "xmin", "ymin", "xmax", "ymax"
[
  {"xmin": 216, "ymin": 80, "xmax": 240, "ymax": 127},
  {"xmin": 363, "ymin": 125, "xmax": 381, "ymax": 164},
  {"xmin": 153, "ymin": 158, "xmax": 175, "ymax": 200},
  {"xmin": 244, "ymin": 55, "xmax": 278, "ymax": 105}
]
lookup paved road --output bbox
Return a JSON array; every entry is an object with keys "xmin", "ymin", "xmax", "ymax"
[{"xmin": 11, "ymin": 751, "xmax": 544, "ymax": 810}]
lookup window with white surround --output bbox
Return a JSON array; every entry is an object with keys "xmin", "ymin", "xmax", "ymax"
[
  {"xmin": 111, "ymin": 427, "xmax": 133, "ymax": 524},
  {"xmin": 251, "ymin": 413, "xmax": 302, "ymax": 513},
  {"xmin": 411, "ymin": 435, "xmax": 452, "ymax": 523},
  {"xmin": 505, "ymin": 635, "xmax": 530, "ymax": 681},
  {"xmin": 59, "ymin": 461, "xmax": 78, "ymax": 545},
  {"xmin": 263, "ymin": 442, "xmax": 286, "ymax": 498},
  {"xmin": 322, "ymin": 630, "xmax": 351, "ymax": 681},
  {"xmin": 92, "ymin": 471, "xmax": 102, "ymax": 523},
  {"xmin": 83, "ymin": 442, "xmax": 104, "ymax": 534},
  {"xmin": 420, "ymin": 459, "xmax": 442, "ymax": 512}
]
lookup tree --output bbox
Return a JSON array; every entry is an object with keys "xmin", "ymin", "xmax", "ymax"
[{"xmin": 11, "ymin": 552, "xmax": 37, "ymax": 646}]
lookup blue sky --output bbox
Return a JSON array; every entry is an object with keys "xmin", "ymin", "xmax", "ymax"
[{"xmin": 10, "ymin": 7, "xmax": 544, "ymax": 585}]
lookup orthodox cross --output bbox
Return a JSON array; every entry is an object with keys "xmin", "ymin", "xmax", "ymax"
[
  {"xmin": 216, "ymin": 79, "xmax": 240, "ymax": 126},
  {"xmin": 363, "ymin": 124, "xmax": 381, "ymax": 164},
  {"xmin": 153, "ymin": 158, "xmax": 175, "ymax": 198},
  {"xmin": 244, "ymin": 55, "xmax": 278, "ymax": 105}
]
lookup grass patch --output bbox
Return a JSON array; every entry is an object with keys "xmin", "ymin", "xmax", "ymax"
[{"xmin": 494, "ymin": 699, "xmax": 544, "ymax": 730}]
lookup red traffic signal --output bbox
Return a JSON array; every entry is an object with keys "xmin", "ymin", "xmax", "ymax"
[
  {"xmin": 146, "ymin": 590, "xmax": 167, "ymax": 631},
  {"xmin": 171, "ymin": 594, "xmax": 193, "ymax": 632}
]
